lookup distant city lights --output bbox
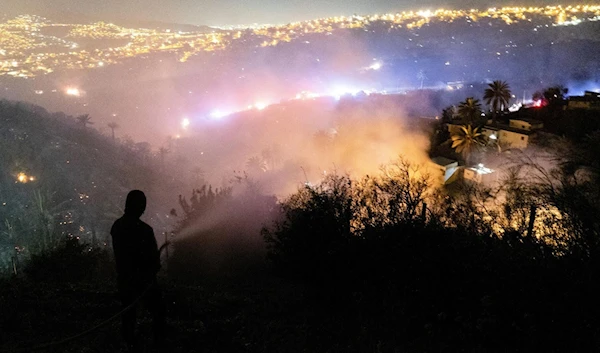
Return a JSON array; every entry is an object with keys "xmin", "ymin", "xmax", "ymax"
[
  {"xmin": 2, "ymin": 6, "xmax": 600, "ymax": 79},
  {"xmin": 65, "ymin": 87, "xmax": 81, "ymax": 96},
  {"xmin": 368, "ymin": 62, "xmax": 382, "ymax": 71},
  {"xmin": 508, "ymin": 103, "xmax": 522, "ymax": 112},
  {"xmin": 331, "ymin": 86, "xmax": 357, "ymax": 99},
  {"xmin": 254, "ymin": 102, "xmax": 268, "ymax": 110},
  {"xmin": 209, "ymin": 109, "xmax": 229, "ymax": 119},
  {"xmin": 295, "ymin": 91, "xmax": 320, "ymax": 100},
  {"xmin": 417, "ymin": 9, "xmax": 434, "ymax": 18},
  {"xmin": 181, "ymin": 118, "xmax": 190, "ymax": 129},
  {"xmin": 16, "ymin": 172, "xmax": 35, "ymax": 183}
]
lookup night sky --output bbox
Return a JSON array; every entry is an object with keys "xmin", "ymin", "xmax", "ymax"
[{"xmin": 4, "ymin": 0, "xmax": 590, "ymax": 26}]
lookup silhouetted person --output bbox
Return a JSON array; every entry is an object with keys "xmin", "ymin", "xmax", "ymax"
[{"xmin": 111, "ymin": 190, "xmax": 165, "ymax": 351}]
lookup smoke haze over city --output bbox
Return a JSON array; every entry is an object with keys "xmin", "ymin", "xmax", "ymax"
[{"xmin": 5, "ymin": 0, "xmax": 598, "ymax": 25}]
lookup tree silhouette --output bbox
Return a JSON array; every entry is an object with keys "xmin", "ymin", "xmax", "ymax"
[
  {"xmin": 158, "ymin": 147, "xmax": 169, "ymax": 167},
  {"xmin": 76, "ymin": 114, "xmax": 93, "ymax": 129},
  {"xmin": 191, "ymin": 166, "xmax": 205, "ymax": 186},
  {"xmin": 532, "ymin": 85, "xmax": 569, "ymax": 107},
  {"xmin": 134, "ymin": 142, "xmax": 151, "ymax": 164},
  {"xmin": 457, "ymin": 97, "xmax": 483, "ymax": 125},
  {"xmin": 543, "ymin": 85, "xmax": 569, "ymax": 106},
  {"xmin": 107, "ymin": 121, "xmax": 119, "ymax": 141},
  {"xmin": 441, "ymin": 106, "xmax": 455, "ymax": 123},
  {"xmin": 450, "ymin": 125, "xmax": 486, "ymax": 165},
  {"xmin": 484, "ymin": 80, "xmax": 511, "ymax": 125}
]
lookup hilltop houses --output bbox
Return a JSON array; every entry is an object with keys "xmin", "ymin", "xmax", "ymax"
[
  {"xmin": 427, "ymin": 157, "xmax": 497, "ymax": 185},
  {"xmin": 567, "ymin": 91, "xmax": 600, "ymax": 110},
  {"xmin": 480, "ymin": 118, "xmax": 544, "ymax": 150},
  {"xmin": 439, "ymin": 117, "xmax": 544, "ymax": 185},
  {"xmin": 448, "ymin": 118, "xmax": 543, "ymax": 150},
  {"xmin": 432, "ymin": 85, "xmax": 600, "ymax": 188}
]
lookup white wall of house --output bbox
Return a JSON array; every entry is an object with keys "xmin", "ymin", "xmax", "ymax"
[
  {"xmin": 427, "ymin": 159, "xmax": 459, "ymax": 184},
  {"xmin": 481, "ymin": 128, "xmax": 498, "ymax": 140},
  {"xmin": 499, "ymin": 130, "xmax": 528, "ymax": 149},
  {"xmin": 463, "ymin": 165, "xmax": 497, "ymax": 184},
  {"xmin": 568, "ymin": 101, "xmax": 592, "ymax": 109},
  {"xmin": 509, "ymin": 119, "xmax": 543, "ymax": 131}
]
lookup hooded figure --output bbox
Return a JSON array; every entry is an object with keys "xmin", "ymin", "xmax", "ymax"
[{"xmin": 111, "ymin": 190, "xmax": 165, "ymax": 350}]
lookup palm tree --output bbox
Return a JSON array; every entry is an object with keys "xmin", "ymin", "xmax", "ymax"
[
  {"xmin": 484, "ymin": 80, "xmax": 511, "ymax": 125},
  {"xmin": 107, "ymin": 122, "xmax": 119, "ymax": 141},
  {"xmin": 457, "ymin": 97, "xmax": 483, "ymax": 125},
  {"xmin": 450, "ymin": 125, "xmax": 486, "ymax": 165},
  {"xmin": 76, "ymin": 114, "xmax": 94, "ymax": 128},
  {"xmin": 246, "ymin": 156, "xmax": 266, "ymax": 174}
]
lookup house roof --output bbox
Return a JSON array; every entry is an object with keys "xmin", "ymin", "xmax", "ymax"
[
  {"xmin": 431, "ymin": 156, "xmax": 458, "ymax": 167},
  {"xmin": 584, "ymin": 91, "xmax": 600, "ymax": 97},
  {"xmin": 509, "ymin": 118, "xmax": 543, "ymax": 125},
  {"xmin": 483, "ymin": 124, "xmax": 535, "ymax": 136},
  {"xmin": 569, "ymin": 95, "xmax": 600, "ymax": 102}
]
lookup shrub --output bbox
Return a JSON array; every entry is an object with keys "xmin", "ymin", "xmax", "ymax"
[{"xmin": 23, "ymin": 237, "xmax": 113, "ymax": 283}]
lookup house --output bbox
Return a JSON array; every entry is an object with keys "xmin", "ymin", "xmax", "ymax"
[
  {"xmin": 508, "ymin": 118, "xmax": 544, "ymax": 131},
  {"xmin": 481, "ymin": 118, "xmax": 543, "ymax": 149},
  {"xmin": 463, "ymin": 163, "xmax": 497, "ymax": 184},
  {"xmin": 567, "ymin": 91, "xmax": 600, "ymax": 110},
  {"xmin": 428, "ymin": 157, "xmax": 459, "ymax": 184},
  {"xmin": 428, "ymin": 157, "xmax": 497, "ymax": 185}
]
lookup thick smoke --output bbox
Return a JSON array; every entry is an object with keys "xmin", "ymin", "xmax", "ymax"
[
  {"xmin": 162, "ymin": 93, "xmax": 435, "ymax": 274},
  {"xmin": 173, "ymin": 96, "xmax": 432, "ymax": 197}
]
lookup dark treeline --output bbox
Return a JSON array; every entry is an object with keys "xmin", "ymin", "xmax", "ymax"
[{"xmin": 259, "ymin": 151, "xmax": 599, "ymax": 351}]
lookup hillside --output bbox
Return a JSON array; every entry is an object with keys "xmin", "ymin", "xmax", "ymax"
[{"xmin": 0, "ymin": 100, "xmax": 168, "ymax": 271}]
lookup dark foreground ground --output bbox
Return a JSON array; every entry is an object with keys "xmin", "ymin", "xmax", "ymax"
[
  {"xmin": 2, "ymin": 243, "xmax": 600, "ymax": 353},
  {"xmin": 0, "ymin": 269, "xmax": 314, "ymax": 353}
]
